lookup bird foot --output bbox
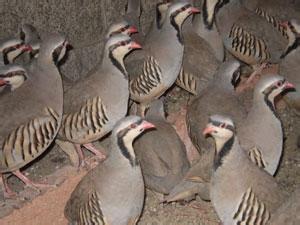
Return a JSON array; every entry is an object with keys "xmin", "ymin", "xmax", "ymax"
[
  {"xmin": 83, "ymin": 143, "xmax": 106, "ymax": 161},
  {"xmin": 13, "ymin": 170, "xmax": 56, "ymax": 193}
]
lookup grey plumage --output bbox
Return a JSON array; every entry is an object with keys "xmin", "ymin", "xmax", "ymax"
[
  {"xmin": 57, "ymin": 34, "xmax": 141, "ymax": 166},
  {"xmin": 0, "ymin": 33, "xmax": 65, "ymax": 195},
  {"xmin": 133, "ymin": 99, "xmax": 190, "ymax": 194},
  {"xmin": 205, "ymin": 0, "xmax": 288, "ymax": 67},
  {"xmin": 238, "ymin": 75, "xmax": 295, "ymax": 175},
  {"xmin": 128, "ymin": 1, "xmax": 199, "ymax": 115},
  {"xmin": 65, "ymin": 116, "xmax": 154, "ymax": 225},
  {"xmin": 205, "ymin": 115, "xmax": 286, "ymax": 225}
]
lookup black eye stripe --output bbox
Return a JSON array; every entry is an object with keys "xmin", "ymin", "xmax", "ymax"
[
  {"xmin": 171, "ymin": 4, "xmax": 191, "ymax": 18},
  {"xmin": 209, "ymin": 119, "xmax": 234, "ymax": 132},
  {"xmin": 108, "ymin": 39, "xmax": 131, "ymax": 52}
]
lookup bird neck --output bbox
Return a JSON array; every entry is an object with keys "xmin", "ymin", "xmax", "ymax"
[
  {"xmin": 110, "ymin": 133, "xmax": 139, "ymax": 168},
  {"xmin": 167, "ymin": 14, "xmax": 187, "ymax": 45},
  {"xmin": 104, "ymin": 50, "xmax": 128, "ymax": 79},
  {"xmin": 213, "ymin": 135, "xmax": 235, "ymax": 171},
  {"xmin": 251, "ymin": 91, "xmax": 279, "ymax": 120},
  {"xmin": 281, "ymin": 37, "xmax": 300, "ymax": 59}
]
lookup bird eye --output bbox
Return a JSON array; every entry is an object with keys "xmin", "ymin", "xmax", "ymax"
[
  {"xmin": 15, "ymin": 44, "xmax": 21, "ymax": 49},
  {"xmin": 276, "ymin": 80, "xmax": 283, "ymax": 87},
  {"xmin": 120, "ymin": 27, "xmax": 127, "ymax": 32},
  {"xmin": 220, "ymin": 123, "xmax": 226, "ymax": 128},
  {"xmin": 130, "ymin": 123, "xmax": 137, "ymax": 129},
  {"xmin": 120, "ymin": 41, "xmax": 126, "ymax": 46}
]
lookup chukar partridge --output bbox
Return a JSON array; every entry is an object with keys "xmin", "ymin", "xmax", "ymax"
[
  {"xmin": 0, "ymin": 33, "xmax": 67, "ymax": 197},
  {"xmin": 279, "ymin": 19, "xmax": 300, "ymax": 115},
  {"xmin": 133, "ymin": 99, "xmax": 190, "ymax": 194},
  {"xmin": 57, "ymin": 34, "xmax": 141, "ymax": 168},
  {"xmin": 238, "ymin": 75, "xmax": 295, "ymax": 175},
  {"xmin": 150, "ymin": 0, "xmax": 223, "ymax": 95},
  {"xmin": 105, "ymin": 20, "xmax": 138, "ymax": 40},
  {"xmin": 165, "ymin": 60, "xmax": 245, "ymax": 202},
  {"xmin": 204, "ymin": 0, "xmax": 289, "ymax": 83},
  {"xmin": 0, "ymin": 37, "xmax": 32, "ymax": 65},
  {"xmin": 176, "ymin": 1, "xmax": 224, "ymax": 95},
  {"xmin": 204, "ymin": 114, "xmax": 287, "ymax": 225},
  {"xmin": 128, "ymin": 1, "xmax": 200, "ymax": 116},
  {"xmin": 0, "ymin": 64, "xmax": 28, "ymax": 92},
  {"xmin": 64, "ymin": 116, "xmax": 155, "ymax": 225}
]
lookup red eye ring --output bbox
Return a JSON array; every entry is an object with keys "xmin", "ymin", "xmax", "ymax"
[{"xmin": 220, "ymin": 123, "xmax": 226, "ymax": 128}]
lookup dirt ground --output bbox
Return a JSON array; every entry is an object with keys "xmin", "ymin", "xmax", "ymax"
[{"xmin": 0, "ymin": 83, "xmax": 299, "ymax": 225}]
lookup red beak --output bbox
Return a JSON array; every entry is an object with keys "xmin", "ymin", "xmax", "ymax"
[
  {"xmin": 190, "ymin": 7, "xmax": 200, "ymax": 14},
  {"xmin": 279, "ymin": 21, "xmax": 289, "ymax": 28},
  {"xmin": 284, "ymin": 81, "xmax": 295, "ymax": 90},
  {"xmin": 130, "ymin": 41, "xmax": 142, "ymax": 49},
  {"xmin": 202, "ymin": 126, "xmax": 215, "ymax": 136},
  {"xmin": 128, "ymin": 26, "xmax": 138, "ymax": 34},
  {"xmin": 0, "ymin": 79, "xmax": 7, "ymax": 86},
  {"xmin": 142, "ymin": 121, "xmax": 155, "ymax": 130}
]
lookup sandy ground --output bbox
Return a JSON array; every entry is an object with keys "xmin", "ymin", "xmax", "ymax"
[{"xmin": 0, "ymin": 79, "xmax": 299, "ymax": 224}]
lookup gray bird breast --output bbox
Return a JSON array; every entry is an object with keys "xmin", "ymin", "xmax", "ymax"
[{"xmin": 133, "ymin": 118, "xmax": 190, "ymax": 194}]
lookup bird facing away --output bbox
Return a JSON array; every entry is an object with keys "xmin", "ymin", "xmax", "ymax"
[
  {"xmin": 203, "ymin": 0, "xmax": 289, "ymax": 83},
  {"xmin": 238, "ymin": 75, "xmax": 295, "ymax": 175},
  {"xmin": 0, "ymin": 64, "xmax": 28, "ymax": 92},
  {"xmin": 0, "ymin": 37, "xmax": 32, "ymax": 65},
  {"xmin": 279, "ymin": 19, "xmax": 300, "ymax": 115},
  {"xmin": 133, "ymin": 99, "xmax": 190, "ymax": 194},
  {"xmin": 56, "ymin": 34, "xmax": 141, "ymax": 168},
  {"xmin": 128, "ymin": 1, "xmax": 200, "ymax": 116},
  {"xmin": 204, "ymin": 114, "xmax": 286, "ymax": 225},
  {"xmin": 0, "ymin": 33, "xmax": 67, "ymax": 197},
  {"xmin": 64, "ymin": 116, "xmax": 155, "ymax": 225}
]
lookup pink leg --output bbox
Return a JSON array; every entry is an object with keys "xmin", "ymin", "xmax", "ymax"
[
  {"xmin": 1, "ymin": 174, "xmax": 16, "ymax": 198},
  {"xmin": 75, "ymin": 144, "xmax": 86, "ymax": 168},
  {"xmin": 246, "ymin": 63, "xmax": 268, "ymax": 84},
  {"xmin": 83, "ymin": 143, "xmax": 106, "ymax": 160},
  {"xmin": 12, "ymin": 170, "xmax": 55, "ymax": 191}
]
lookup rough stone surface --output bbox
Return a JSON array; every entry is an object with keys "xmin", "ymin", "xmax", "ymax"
[{"xmin": 0, "ymin": 0, "xmax": 161, "ymax": 81}]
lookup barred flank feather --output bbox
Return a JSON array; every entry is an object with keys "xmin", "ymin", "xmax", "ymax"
[
  {"xmin": 175, "ymin": 67, "xmax": 198, "ymax": 95},
  {"xmin": 255, "ymin": 8, "xmax": 288, "ymax": 39},
  {"xmin": 233, "ymin": 187, "xmax": 270, "ymax": 225},
  {"xmin": 2, "ymin": 107, "xmax": 59, "ymax": 170},
  {"xmin": 130, "ymin": 56, "xmax": 162, "ymax": 96},
  {"xmin": 61, "ymin": 96, "xmax": 109, "ymax": 142},
  {"xmin": 229, "ymin": 24, "xmax": 270, "ymax": 63},
  {"xmin": 78, "ymin": 192, "xmax": 106, "ymax": 225}
]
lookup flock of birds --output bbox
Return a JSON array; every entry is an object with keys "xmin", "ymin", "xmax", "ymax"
[{"xmin": 0, "ymin": 0, "xmax": 300, "ymax": 224}]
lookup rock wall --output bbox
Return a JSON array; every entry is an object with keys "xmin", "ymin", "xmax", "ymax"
[{"xmin": 0, "ymin": 0, "xmax": 161, "ymax": 81}]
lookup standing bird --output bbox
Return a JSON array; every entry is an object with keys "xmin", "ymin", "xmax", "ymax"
[
  {"xmin": 165, "ymin": 60, "xmax": 244, "ymax": 202},
  {"xmin": 0, "ymin": 64, "xmax": 28, "ymax": 92},
  {"xmin": 279, "ymin": 19, "xmax": 300, "ymax": 115},
  {"xmin": 0, "ymin": 33, "xmax": 67, "ymax": 197},
  {"xmin": 133, "ymin": 99, "xmax": 190, "ymax": 194},
  {"xmin": 56, "ymin": 34, "xmax": 141, "ymax": 168},
  {"xmin": 238, "ymin": 75, "xmax": 295, "ymax": 175},
  {"xmin": 129, "ymin": 1, "xmax": 200, "ymax": 116},
  {"xmin": 204, "ymin": 0, "xmax": 289, "ymax": 83},
  {"xmin": 64, "ymin": 116, "xmax": 155, "ymax": 225},
  {"xmin": 204, "ymin": 115, "xmax": 286, "ymax": 225},
  {"xmin": 0, "ymin": 37, "xmax": 32, "ymax": 65}
]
